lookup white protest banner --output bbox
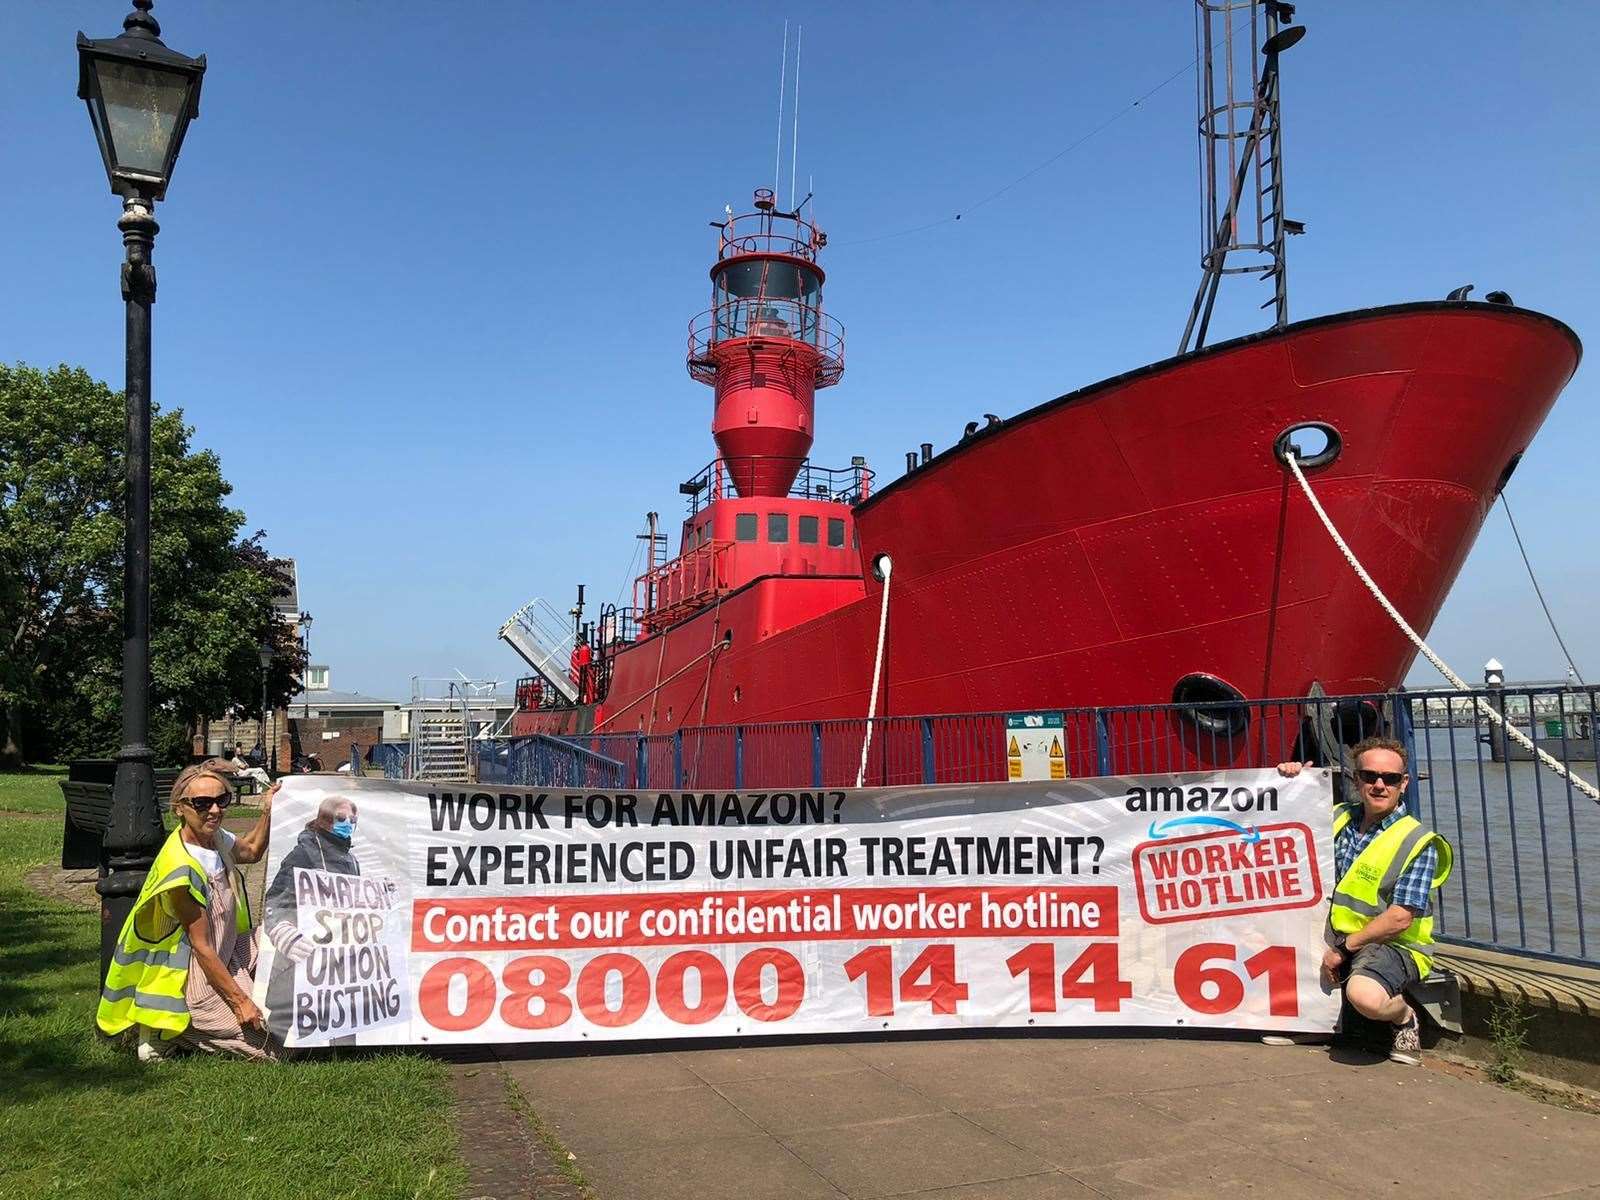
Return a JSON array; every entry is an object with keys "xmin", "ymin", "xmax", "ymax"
[{"xmin": 254, "ymin": 770, "xmax": 1340, "ymax": 1046}]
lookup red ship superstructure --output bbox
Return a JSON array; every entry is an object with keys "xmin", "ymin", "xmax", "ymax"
[{"xmin": 639, "ymin": 189, "xmax": 868, "ymax": 643}]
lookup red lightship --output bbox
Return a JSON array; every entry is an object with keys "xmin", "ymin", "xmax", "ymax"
[{"xmin": 503, "ymin": 7, "xmax": 1581, "ymax": 776}]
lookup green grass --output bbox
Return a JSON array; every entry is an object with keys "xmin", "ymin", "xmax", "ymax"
[
  {"xmin": 0, "ymin": 766, "xmax": 260, "ymax": 820},
  {"xmin": 0, "ymin": 779, "xmax": 467, "ymax": 1200},
  {"xmin": 0, "ymin": 764, "xmax": 68, "ymax": 814}
]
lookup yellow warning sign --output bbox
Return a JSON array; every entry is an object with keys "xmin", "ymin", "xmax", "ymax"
[{"xmin": 1005, "ymin": 712, "xmax": 1068, "ymax": 782}]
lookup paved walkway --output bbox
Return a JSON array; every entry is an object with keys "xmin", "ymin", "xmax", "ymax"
[{"xmin": 497, "ymin": 1033, "xmax": 1600, "ymax": 1200}]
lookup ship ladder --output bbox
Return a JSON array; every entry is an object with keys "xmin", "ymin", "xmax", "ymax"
[{"xmin": 498, "ymin": 598, "xmax": 580, "ymax": 706}]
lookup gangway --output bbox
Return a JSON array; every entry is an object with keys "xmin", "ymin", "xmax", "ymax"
[{"xmin": 498, "ymin": 598, "xmax": 579, "ymax": 705}]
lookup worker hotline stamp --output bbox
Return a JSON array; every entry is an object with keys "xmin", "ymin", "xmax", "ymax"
[{"xmin": 1131, "ymin": 821, "xmax": 1322, "ymax": 924}]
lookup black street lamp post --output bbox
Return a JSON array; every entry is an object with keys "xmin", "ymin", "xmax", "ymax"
[
  {"xmin": 257, "ymin": 638, "xmax": 274, "ymax": 770},
  {"xmin": 79, "ymin": 0, "xmax": 205, "ymax": 982}
]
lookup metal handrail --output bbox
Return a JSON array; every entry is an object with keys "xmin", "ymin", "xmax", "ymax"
[
  {"xmin": 713, "ymin": 206, "xmax": 825, "ymax": 263},
  {"xmin": 687, "ymin": 300, "xmax": 844, "ymax": 386},
  {"xmin": 678, "ymin": 457, "xmax": 873, "ymax": 514}
]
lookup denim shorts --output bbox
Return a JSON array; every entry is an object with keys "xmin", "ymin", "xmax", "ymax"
[{"xmin": 1348, "ymin": 942, "xmax": 1420, "ymax": 997}]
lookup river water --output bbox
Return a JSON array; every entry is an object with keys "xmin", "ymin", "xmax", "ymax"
[{"xmin": 1405, "ymin": 725, "xmax": 1598, "ymax": 961}]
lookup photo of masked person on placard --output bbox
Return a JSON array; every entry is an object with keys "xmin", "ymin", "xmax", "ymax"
[{"xmin": 263, "ymin": 794, "xmax": 360, "ymax": 1041}]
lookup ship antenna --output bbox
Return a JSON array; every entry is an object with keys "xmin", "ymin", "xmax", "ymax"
[
  {"xmin": 1178, "ymin": 0, "xmax": 1306, "ymax": 355},
  {"xmin": 774, "ymin": 20, "xmax": 789, "ymax": 200},
  {"xmin": 790, "ymin": 24, "xmax": 803, "ymax": 210}
]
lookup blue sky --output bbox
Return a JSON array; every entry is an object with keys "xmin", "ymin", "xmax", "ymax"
[{"xmin": 8, "ymin": 2, "xmax": 1598, "ymax": 700}]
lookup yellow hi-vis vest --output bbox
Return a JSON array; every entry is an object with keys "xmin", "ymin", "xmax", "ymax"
[
  {"xmin": 1329, "ymin": 803, "xmax": 1453, "ymax": 977},
  {"xmin": 97, "ymin": 828, "xmax": 253, "ymax": 1039}
]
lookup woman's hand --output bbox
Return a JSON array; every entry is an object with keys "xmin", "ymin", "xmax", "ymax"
[
  {"xmin": 1275, "ymin": 761, "xmax": 1314, "ymax": 778},
  {"xmin": 231, "ymin": 993, "xmax": 266, "ymax": 1031},
  {"xmin": 234, "ymin": 782, "xmax": 278, "ymax": 864}
]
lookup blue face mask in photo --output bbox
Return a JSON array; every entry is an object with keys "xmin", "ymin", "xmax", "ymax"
[{"xmin": 331, "ymin": 817, "xmax": 355, "ymax": 840}]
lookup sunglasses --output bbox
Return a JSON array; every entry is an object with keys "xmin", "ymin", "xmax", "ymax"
[
  {"xmin": 185, "ymin": 793, "xmax": 233, "ymax": 812},
  {"xmin": 1356, "ymin": 769, "xmax": 1406, "ymax": 787}
]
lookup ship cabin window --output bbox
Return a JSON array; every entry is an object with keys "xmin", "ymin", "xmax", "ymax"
[
  {"xmin": 768, "ymin": 513, "xmax": 789, "ymax": 543},
  {"xmin": 798, "ymin": 515, "xmax": 819, "ymax": 544},
  {"xmin": 827, "ymin": 518, "xmax": 846, "ymax": 548},
  {"xmin": 735, "ymin": 513, "xmax": 758, "ymax": 542}
]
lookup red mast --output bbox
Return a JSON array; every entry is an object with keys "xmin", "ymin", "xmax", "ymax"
[{"xmin": 688, "ymin": 188, "xmax": 844, "ymax": 498}]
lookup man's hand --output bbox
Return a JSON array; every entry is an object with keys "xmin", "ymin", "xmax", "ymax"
[
  {"xmin": 1320, "ymin": 946, "xmax": 1345, "ymax": 988},
  {"xmin": 1275, "ymin": 761, "xmax": 1314, "ymax": 778},
  {"xmin": 231, "ymin": 994, "xmax": 266, "ymax": 1031},
  {"xmin": 260, "ymin": 780, "xmax": 279, "ymax": 817}
]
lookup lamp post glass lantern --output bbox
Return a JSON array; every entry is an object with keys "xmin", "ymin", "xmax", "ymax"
[
  {"xmin": 76, "ymin": 0, "xmax": 204, "ymax": 202},
  {"xmin": 80, "ymin": 0, "xmax": 205, "ymax": 984}
]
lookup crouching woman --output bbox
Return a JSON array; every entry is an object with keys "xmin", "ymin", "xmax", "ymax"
[{"xmin": 97, "ymin": 760, "xmax": 282, "ymax": 1061}]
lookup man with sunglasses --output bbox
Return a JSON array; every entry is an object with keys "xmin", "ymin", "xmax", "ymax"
[{"xmin": 1279, "ymin": 736, "xmax": 1452, "ymax": 1065}]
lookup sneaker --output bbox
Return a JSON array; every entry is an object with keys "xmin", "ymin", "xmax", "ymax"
[
  {"xmin": 137, "ymin": 1029, "xmax": 174, "ymax": 1063},
  {"xmin": 1389, "ymin": 1011, "xmax": 1422, "ymax": 1066}
]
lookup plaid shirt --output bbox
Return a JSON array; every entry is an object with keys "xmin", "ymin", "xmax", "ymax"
[{"xmin": 1334, "ymin": 804, "xmax": 1438, "ymax": 916}]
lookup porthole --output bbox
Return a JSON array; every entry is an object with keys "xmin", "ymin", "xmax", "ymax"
[
  {"xmin": 732, "ymin": 686, "xmax": 742, "ymax": 704},
  {"xmin": 1273, "ymin": 423, "xmax": 1341, "ymax": 470},
  {"xmin": 1172, "ymin": 673, "xmax": 1250, "ymax": 738}
]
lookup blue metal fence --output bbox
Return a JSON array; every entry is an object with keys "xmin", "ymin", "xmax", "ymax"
[
  {"xmin": 460, "ymin": 686, "xmax": 1597, "ymax": 967},
  {"xmin": 474, "ymin": 734, "xmax": 628, "ymax": 789},
  {"xmin": 373, "ymin": 741, "xmax": 412, "ymax": 780}
]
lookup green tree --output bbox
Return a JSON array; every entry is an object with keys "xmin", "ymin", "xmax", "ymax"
[{"xmin": 0, "ymin": 362, "xmax": 304, "ymax": 767}]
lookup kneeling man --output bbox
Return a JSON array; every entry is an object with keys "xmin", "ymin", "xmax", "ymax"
[{"xmin": 1279, "ymin": 736, "xmax": 1452, "ymax": 1065}]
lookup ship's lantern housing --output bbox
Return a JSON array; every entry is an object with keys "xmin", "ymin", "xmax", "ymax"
[{"xmin": 688, "ymin": 192, "xmax": 845, "ymax": 498}]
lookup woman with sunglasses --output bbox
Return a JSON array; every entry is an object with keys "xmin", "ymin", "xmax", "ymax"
[{"xmin": 97, "ymin": 759, "xmax": 283, "ymax": 1061}]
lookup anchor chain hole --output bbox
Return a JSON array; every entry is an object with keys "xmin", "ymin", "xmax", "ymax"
[{"xmin": 1274, "ymin": 422, "xmax": 1341, "ymax": 469}]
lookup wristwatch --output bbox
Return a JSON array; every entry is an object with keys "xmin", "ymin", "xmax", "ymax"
[{"xmin": 1330, "ymin": 932, "xmax": 1350, "ymax": 957}]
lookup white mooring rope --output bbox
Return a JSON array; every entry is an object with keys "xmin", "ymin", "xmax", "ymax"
[
  {"xmin": 1284, "ymin": 451, "xmax": 1599, "ymax": 803},
  {"xmin": 856, "ymin": 555, "xmax": 893, "ymax": 788}
]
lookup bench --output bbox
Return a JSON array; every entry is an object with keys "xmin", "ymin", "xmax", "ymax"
[{"xmin": 59, "ymin": 765, "xmax": 218, "ymax": 870}]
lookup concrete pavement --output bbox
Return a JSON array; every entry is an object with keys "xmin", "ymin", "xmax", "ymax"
[{"xmin": 496, "ymin": 1033, "xmax": 1600, "ymax": 1200}]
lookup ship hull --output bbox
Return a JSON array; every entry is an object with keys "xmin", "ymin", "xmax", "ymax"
[{"xmin": 515, "ymin": 302, "xmax": 1580, "ymax": 740}]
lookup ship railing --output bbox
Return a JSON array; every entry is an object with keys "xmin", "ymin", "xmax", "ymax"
[
  {"xmin": 634, "ymin": 540, "xmax": 736, "ymax": 631},
  {"xmin": 475, "ymin": 684, "xmax": 1600, "ymax": 968},
  {"xmin": 678, "ymin": 457, "xmax": 873, "ymax": 516},
  {"xmin": 714, "ymin": 208, "xmax": 825, "ymax": 263},
  {"xmin": 687, "ymin": 300, "xmax": 844, "ymax": 386}
]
